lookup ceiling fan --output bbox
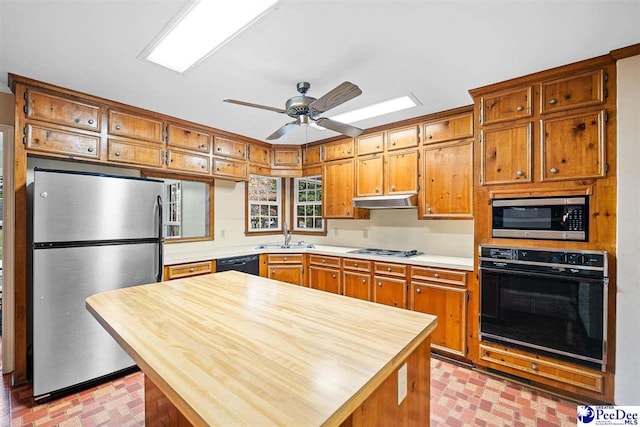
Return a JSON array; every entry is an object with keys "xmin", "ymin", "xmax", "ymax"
[{"xmin": 224, "ymin": 81, "xmax": 364, "ymax": 140}]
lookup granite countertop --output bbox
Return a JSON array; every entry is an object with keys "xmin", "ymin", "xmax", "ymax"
[{"xmin": 164, "ymin": 243, "xmax": 474, "ymax": 271}]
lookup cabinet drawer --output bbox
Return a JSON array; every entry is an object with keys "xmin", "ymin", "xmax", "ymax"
[
  {"xmin": 356, "ymin": 132, "xmax": 384, "ymax": 155},
  {"xmin": 166, "ymin": 261, "xmax": 213, "ymax": 279},
  {"xmin": 374, "ymin": 262, "xmax": 407, "ymax": 278},
  {"xmin": 214, "ymin": 136, "xmax": 246, "ymax": 160},
  {"xmin": 410, "ymin": 266, "xmax": 466, "ymax": 286},
  {"xmin": 480, "ymin": 86, "xmax": 532, "ymax": 125},
  {"xmin": 248, "ymin": 144, "xmax": 271, "ymax": 166},
  {"xmin": 423, "ymin": 112, "xmax": 473, "ymax": 144},
  {"xmin": 26, "ymin": 89, "xmax": 101, "ymax": 132},
  {"xmin": 386, "ymin": 126, "xmax": 419, "ymax": 151},
  {"xmin": 167, "ymin": 150, "xmax": 211, "ymax": 175},
  {"xmin": 267, "ymin": 254, "xmax": 303, "ymax": 264},
  {"xmin": 479, "ymin": 344, "xmax": 604, "ymax": 393},
  {"xmin": 108, "ymin": 140, "xmax": 163, "ymax": 168},
  {"xmin": 212, "ymin": 157, "xmax": 247, "ymax": 180},
  {"xmin": 108, "ymin": 110, "xmax": 164, "ymax": 143},
  {"xmin": 302, "ymin": 145, "xmax": 322, "ymax": 165},
  {"xmin": 26, "ymin": 124, "xmax": 100, "ymax": 159},
  {"xmin": 343, "ymin": 258, "xmax": 371, "ymax": 272},
  {"xmin": 540, "ymin": 69, "xmax": 605, "ymax": 114},
  {"xmin": 323, "ymin": 138, "xmax": 354, "ymax": 161},
  {"xmin": 309, "ymin": 255, "xmax": 341, "ymax": 268},
  {"xmin": 167, "ymin": 124, "xmax": 210, "ymax": 153}
]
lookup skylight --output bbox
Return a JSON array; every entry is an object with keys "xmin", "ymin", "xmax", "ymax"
[
  {"xmin": 329, "ymin": 94, "xmax": 421, "ymax": 124},
  {"xmin": 145, "ymin": 0, "xmax": 279, "ymax": 73}
]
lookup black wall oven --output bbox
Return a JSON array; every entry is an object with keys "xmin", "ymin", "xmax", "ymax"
[{"xmin": 479, "ymin": 245, "xmax": 608, "ymax": 370}]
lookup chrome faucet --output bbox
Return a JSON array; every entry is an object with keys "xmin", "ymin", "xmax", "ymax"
[{"xmin": 283, "ymin": 222, "xmax": 292, "ymax": 246}]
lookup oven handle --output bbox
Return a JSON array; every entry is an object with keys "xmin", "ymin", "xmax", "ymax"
[{"xmin": 479, "ymin": 266, "xmax": 607, "ymax": 284}]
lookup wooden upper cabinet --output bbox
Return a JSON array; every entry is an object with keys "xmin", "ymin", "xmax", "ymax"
[
  {"xmin": 302, "ymin": 145, "xmax": 322, "ymax": 165},
  {"xmin": 25, "ymin": 89, "xmax": 101, "ymax": 132},
  {"xmin": 356, "ymin": 132, "xmax": 384, "ymax": 155},
  {"xmin": 540, "ymin": 69, "xmax": 605, "ymax": 114},
  {"xmin": 386, "ymin": 149, "xmax": 418, "ymax": 194},
  {"xmin": 386, "ymin": 125, "xmax": 419, "ymax": 151},
  {"xmin": 248, "ymin": 144, "xmax": 271, "ymax": 166},
  {"xmin": 323, "ymin": 138, "xmax": 354, "ymax": 161},
  {"xmin": 423, "ymin": 112, "xmax": 473, "ymax": 144},
  {"xmin": 166, "ymin": 123, "xmax": 211, "ymax": 153},
  {"xmin": 480, "ymin": 86, "xmax": 533, "ymax": 125},
  {"xmin": 26, "ymin": 124, "xmax": 100, "ymax": 160},
  {"xmin": 421, "ymin": 140, "xmax": 473, "ymax": 217},
  {"xmin": 107, "ymin": 139, "xmax": 164, "ymax": 168},
  {"xmin": 356, "ymin": 155, "xmax": 384, "ymax": 196},
  {"xmin": 272, "ymin": 146, "xmax": 301, "ymax": 167},
  {"xmin": 481, "ymin": 123, "xmax": 532, "ymax": 185},
  {"xmin": 212, "ymin": 157, "xmax": 247, "ymax": 181},
  {"xmin": 213, "ymin": 136, "xmax": 246, "ymax": 160},
  {"xmin": 167, "ymin": 150, "xmax": 211, "ymax": 175},
  {"xmin": 108, "ymin": 110, "xmax": 164, "ymax": 143},
  {"xmin": 324, "ymin": 159, "xmax": 360, "ymax": 218},
  {"xmin": 540, "ymin": 110, "xmax": 606, "ymax": 181}
]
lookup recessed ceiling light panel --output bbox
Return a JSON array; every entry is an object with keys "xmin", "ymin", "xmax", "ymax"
[{"xmin": 329, "ymin": 94, "xmax": 422, "ymax": 124}]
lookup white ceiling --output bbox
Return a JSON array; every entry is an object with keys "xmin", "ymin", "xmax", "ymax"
[{"xmin": 1, "ymin": 1, "xmax": 638, "ymax": 145}]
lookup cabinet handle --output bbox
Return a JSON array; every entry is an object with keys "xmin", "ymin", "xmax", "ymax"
[
  {"xmin": 549, "ymin": 98, "xmax": 557, "ymax": 105},
  {"xmin": 516, "ymin": 105, "xmax": 524, "ymax": 112},
  {"xmin": 434, "ymin": 273, "xmax": 440, "ymax": 278},
  {"xmin": 550, "ymin": 167, "xmax": 559, "ymax": 174},
  {"xmin": 416, "ymin": 288, "xmax": 422, "ymax": 294},
  {"xmin": 516, "ymin": 170, "xmax": 524, "ymax": 177},
  {"xmin": 377, "ymin": 282, "xmax": 382, "ymax": 287},
  {"xmin": 115, "ymin": 151, "xmax": 121, "ymax": 157},
  {"xmin": 88, "ymin": 119, "xmax": 95, "ymax": 125},
  {"xmin": 115, "ymin": 125, "xmax": 121, "ymax": 130},
  {"xmin": 87, "ymin": 147, "xmax": 94, "ymax": 153},
  {"xmin": 531, "ymin": 363, "xmax": 538, "ymax": 371}
]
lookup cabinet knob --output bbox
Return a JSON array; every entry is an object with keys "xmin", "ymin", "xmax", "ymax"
[
  {"xmin": 550, "ymin": 167, "xmax": 559, "ymax": 174},
  {"xmin": 354, "ymin": 263, "xmax": 358, "ymax": 267},
  {"xmin": 217, "ymin": 147, "xmax": 222, "ymax": 151},
  {"xmin": 346, "ymin": 209, "xmax": 351, "ymax": 215},
  {"xmin": 531, "ymin": 363, "xmax": 538, "ymax": 371},
  {"xmin": 434, "ymin": 273, "xmax": 440, "ymax": 278},
  {"xmin": 377, "ymin": 282, "xmax": 382, "ymax": 287},
  {"xmin": 516, "ymin": 170, "xmax": 524, "ymax": 177},
  {"xmin": 347, "ymin": 149, "xmax": 351, "ymax": 154},
  {"xmin": 361, "ymin": 279, "xmax": 366, "ymax": 284},
  {"xmin": 115, "ymin": 151, "xmax": 121, "ymax": 157},
  {"xmin": 216, "ymin": 167, "xmax": 221, "ymax": 171},
  {"xmin": 189, "ymin": 267, "xmax": 194, "ymax": 272},
  {"xmin": 271, "ymin": 270, "xmax": 275, "ymax": 275},
  {"xmin": 201, "ymin": 164, "xmax": 206, "ymax": 169},
  {"xmin": 87, "ymin": 147, "xmax": 94, "ymax": 153},
  {"xmin": 332, "ymin": 274, "xmax": 336, "ymax": 279},
  {"xmin": 391, "ymin": 185, "xmax": 396, "ymax": 191},
  {"xmin": 427, "ymin": 135, "xmax": 433, "ymax": 139},
  {"xmin": 387, "ymin": 267, "xmax": 391, "ymax": 272},
  {"xmin": 516, "ymin": 105, "xmax": 524, "ymax": 112},
  {"xmin": 322, "ymin": 259, "xmax": 326, "ymax": 263},
  {"xmin": 427, "ymin": 207, "xmax": 432, "ymax": 213},
  {"xmin": 549, "ymin": 98, "xmax": 557, "ymax": 105},
  {"xmin": 283, "ymin": 257, "xmax": 287, "ymax": 261},
  {"xmin": 391, "ymin": 141, "xmax": 396, "ymax": 146},
  {"xmin": 199, "ymin": 144, "xmax": 206, "ymax": 149},
  {"xmin": 416, "ymin": 288, "xmax": 422, "ymax": 294},
  {"xmin": 88, "ymin": 119, "xmax": 95, "ymax": 125},
  {"xmin": 115, "ymin": 125, "xmax": 121, "ymax": 130},
  {"xmin": 375, "ymin": 187, "xmax": 379, "ymax": 192},
  {"xmin": 376, "ymin": 144, "xmax": 380, "ymax": 148}
]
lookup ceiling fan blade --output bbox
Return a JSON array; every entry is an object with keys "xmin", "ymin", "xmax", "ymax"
[
  {"xmin": 267, "ymin": 120, "xmax": 299, "ymax": 140},
  {"xmin": 224, "ymin": 99, "xmax": 287, "ymax": 114},
  {"xmin": 315, "ymin": 118, "xmax": 363, "ymax": 137},
  {"xmin": 309, "ymin": 82, "xmax": 362, "ymax": 114}
]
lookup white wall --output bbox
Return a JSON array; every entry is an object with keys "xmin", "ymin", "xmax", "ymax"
[{"xmin": 615, "ymin": 54, "xmax": 640, "ymax": 405}]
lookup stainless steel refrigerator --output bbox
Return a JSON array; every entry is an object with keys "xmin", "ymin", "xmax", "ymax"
[{"xmin": 30, "ymin": 168, "xmax": 164, "ymax": 399}]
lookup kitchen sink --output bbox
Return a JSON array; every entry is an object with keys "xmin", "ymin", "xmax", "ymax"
[{"xmin": 255, "ymin": 242, "xmax": 315, "ymax": 249}]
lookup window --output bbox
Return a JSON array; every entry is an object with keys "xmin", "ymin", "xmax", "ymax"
[
  {"xmin": 293, "ymin": 175, "xmax": 326, "ymax": 234},
  {"xmin": 247, "ymin": 174, "xmax": 282, "ymax": 233}
]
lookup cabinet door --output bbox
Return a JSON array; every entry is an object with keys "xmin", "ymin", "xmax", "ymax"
[
  {"xmin": 323, "ymin": 138, "xmax": 354, "ymax": 161},
  {"xmin": 423, "ymin": 112, "xmax": 473, "ymax": 144},
  {"xmin": 212, "ymin": 157, "xmax": 247, "ymax": 180},
  {"xmin": 108, "ymin": 110, "xmax": 164, "ymax": 143},
  {"xmin": 167, "ymin": 124, "xmax": 211, "ymax": 153},
  {"xmin": 356, "ymin": 132, "xmax": 384, "ymax": 155},
  {"xmin": 386, "ymin": 125, "xmax": 419, "ymax": 151},
  {"xmin": 107, "ymin": 140, "xmax": 163, "ymax": 168},
  {"xmin": 411, "ymin": 282, "xmax": 466, "ymax": 356},
  {"xmin": 480, "ymin": 86, "xmax": 532, "ymax": 125},
  {"xmin": 356, "ymin": 155, "xmax": 384, "ymax": 196},
  {"xmin": 324, "ymin": 159, "xmax": 356, "ymax": 218},
  {"xmin": 302, "ymin": 145, "xmax": 322, "ymax": 165},
  {"xmin": 167, "ymin": 150, "xmax": 211, "ymax": 175},
  {"xmin": 541, "ymin": 110, "xmax": 606, "ymax": 181},
  {"xmin": 26, "ymin": 89, "xmax": 101, "ymax": 132},
  {"xmin": 540, "ymin": 69, "xmax": 605, "ymax": 114},
  {"xmin": 268, "ymin": 265, "xmax": 304, "ymax": 286},
  {"xmin": 373, "ymin": 277, "xmax": 407, "ymax": 308},
  {"xmin": 387, "ymin": 149, "xmax": 417, "ymax": 194},
  {"xmin": 26, "ymin": 124, "xmax": 100, "ymax": 160},
  {"xmin": 343, "ymin": 271, "xmax": 371, "ymax": 301},
  {"xmin": 308, "ymin": 266, "xmax": 341, "ymax": 294},
  {"xmin": 273, "ymin": 147, "xmax": 301, "ymax": 167},
  {"xmin": 213, "ymin": 136, "xmax": 246, "ymax": 160},
  {"xmin": 422, "ymin": 140, "xmax": 472, "ymax": 217},
  {"xmin": 248, "ymin": 144, "xmax": 271, "ymax": 166},
  {"xmin": 481, "ymin": 123, "xmax": 532, "ymax": 185}
]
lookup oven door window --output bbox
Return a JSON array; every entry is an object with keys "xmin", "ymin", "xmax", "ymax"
[{"xmin": 480, "ymin": 269, "xmax": 605, "ymax": 366}]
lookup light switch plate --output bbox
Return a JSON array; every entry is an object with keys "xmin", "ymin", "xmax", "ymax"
[{"xmin": 398, "ymin": 362, "xmax": 408, "ymax": 405}]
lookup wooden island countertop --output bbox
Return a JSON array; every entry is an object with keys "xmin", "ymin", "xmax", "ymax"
[{"xmin": 86, "ymin": 271, "xmax": 437, "ymax": 426}]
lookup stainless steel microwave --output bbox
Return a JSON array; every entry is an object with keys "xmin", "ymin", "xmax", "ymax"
[{"xmin": 491, "ymin": 196, "xmax": 588, "ymax": 241}]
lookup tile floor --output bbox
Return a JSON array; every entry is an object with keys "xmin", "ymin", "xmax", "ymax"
[{"xmin": 2, "ymin": 357, "xmax": 579, "ymax": 426}]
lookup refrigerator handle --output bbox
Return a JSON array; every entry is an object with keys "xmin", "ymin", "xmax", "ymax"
[{"xmin": 157, "ymin": 195, "xmax": 164, "ymax": 282}]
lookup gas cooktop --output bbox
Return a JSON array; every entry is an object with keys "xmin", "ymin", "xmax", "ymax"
[{"xmin": 347, "ymin": 248, "xmax": 424, "ymax": 258}]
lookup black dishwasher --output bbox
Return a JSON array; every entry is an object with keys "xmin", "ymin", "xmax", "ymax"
[{"xmin": 216, "ymin": 254, "xmax": 259, "ymax": 276}]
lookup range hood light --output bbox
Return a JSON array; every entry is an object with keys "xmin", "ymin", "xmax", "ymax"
[{"xmin": 352, "ymin": 194, "xmax": 418, "ymax": 209}]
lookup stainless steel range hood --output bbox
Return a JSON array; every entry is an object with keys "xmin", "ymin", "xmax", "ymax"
[{"xmin": 352, "ymin": 194, "xmax": 418, "ymax": 209}]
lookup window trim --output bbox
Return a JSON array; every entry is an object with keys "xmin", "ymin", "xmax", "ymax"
[
  {"xmin": 245, "ymin": 174, "xmax": 285, "ymax": 235},
  {"xmin": 290, "ymin": 175, "xmax": 327, "ymax": 236}
]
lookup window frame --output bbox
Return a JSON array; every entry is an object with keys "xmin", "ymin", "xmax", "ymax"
[
  {"xmin": 245, "ymin": 174, "xmax": 285, "ymax": 235},
  {"xmin": 290, "ymin": 175, "xmax": 327, "ymax": 236}
]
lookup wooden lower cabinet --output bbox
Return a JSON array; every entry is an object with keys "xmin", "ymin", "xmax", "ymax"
[
  {"xmin": 165, "ymin": 260, "xmax": 214, "ymax": 280},
  {"xmin": 373, "ymin": 277, "xmax": 407, "ymax": 308},
  {"xmin": 343, "ymin": 271, "xmax": 372, "ymax": 301},
  {"xmin": 265, "ymin": 254, "xmax": 305, "ymax": 286},
  {"xmin": 308, "ymin": 256, "xmax": 341, "ymax": 294}
]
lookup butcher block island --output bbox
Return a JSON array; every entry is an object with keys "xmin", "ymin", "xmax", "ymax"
[{"xmin": 86, "ymin": 271, "xmax": 438, "ymax": 426}]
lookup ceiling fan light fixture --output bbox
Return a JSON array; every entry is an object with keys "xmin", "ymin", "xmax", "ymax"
[
  {"xmin": 143, "ymin": 0, "xmax": 280, "ymax": 73},
  {"xmin": 330, "ymin": 94, "xmax": 421, "ymax": 124}
]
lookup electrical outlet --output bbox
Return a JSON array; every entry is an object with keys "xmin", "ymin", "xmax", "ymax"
[
  {"xmin": 363, "ymin": 229, "xmax": 368, "ymax": 238},
  {"xmin": 397, "ymin": 363, "xmax": 407, "ymax": 405},
  {"xmin": 220, "ymin": 229, "xmax": 226, "ymax": 238}
]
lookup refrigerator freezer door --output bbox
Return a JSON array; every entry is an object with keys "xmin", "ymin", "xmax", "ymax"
[
  {"xmin": 32, "ymin": 242, "xmax": 160, "ymax": 397},
  {"xmin": 33, "ymin": 170, "xmax": 163, "ymax": 243}
]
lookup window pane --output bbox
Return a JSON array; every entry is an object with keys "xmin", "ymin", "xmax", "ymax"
[
  {"xmin": 297, "ymin": 206, "xmax": 305, "ymax": 216},
  {"xmin": 315, "ymin": 218, "xmax": 323, "ymax": 228},
  {"xmin": 306, "ymin": 218, "xmax": 314, "ymax": 228}
]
